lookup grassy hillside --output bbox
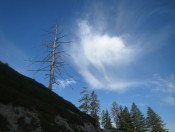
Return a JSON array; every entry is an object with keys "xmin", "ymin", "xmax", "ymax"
[{"xmin": 0, "ymin": 62, "xmax": 97, "ymax": 131}]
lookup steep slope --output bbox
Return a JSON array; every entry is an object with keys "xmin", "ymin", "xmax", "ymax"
[{"xmin": 0, "ymin": 62, "xmax": 101, "ymax": 132}]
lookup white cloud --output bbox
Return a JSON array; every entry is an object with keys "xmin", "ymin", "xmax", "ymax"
[
  {"xmin": 68, "ymin": 1, "xmax": 174, "ymax": 92},
  {"xmin": 151, "ymin": 75, "xmax": 175, "ymax": 105},
  {"xmin": 57, "ymin": 78, "xmax": 76, "ymax": 88},
  {"xmin": 70, "ymin": 20, "xmax": 142, "ymax": 91},
  {"xmin": 151, "ymin": 75, "xmax": 175, "ymax": 94},
  {"xmin": 163, "ymin": 96, "xmax": 175, "ymax": 106}
]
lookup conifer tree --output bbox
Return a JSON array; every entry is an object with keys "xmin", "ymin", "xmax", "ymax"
[
  {"xmin": 111, "ymin": 101, "xmax": 120, "ymax": 128},
  {"xmin": 105, "ymin": 109, "xmax": 112, "ymax": 129},
  {"xmin": 101, "ymin": 110, "xmax": 106, "ymax": 128},
  {"xmin": 89, "ymin": 90, "xmax": 100, "ymax": 126},
  {"xmin": 121, "ymin": 106, "xmax": 134, "ymax": 132},
  {"xmin": 146, "ymin": 107, "xmax": 168, "ymax": 132},
  {"xmin": 79, "ymin": 87, "xmax": 90, "ymax": 114},
  {"xmin": 130, "ymin": 102, "xmax": 147, "ymax": 132},
  {"xmin": 101, "ymin": 109, "xmax": 112, "ymax": 129},
  {"xmin": 118, "ymin": 106, "xmax": 124, "ymax": 129}
]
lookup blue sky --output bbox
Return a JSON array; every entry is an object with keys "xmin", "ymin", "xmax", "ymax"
[{"xmin": 0, "ymin": 0, "xmax": 175, "ymax": 131}]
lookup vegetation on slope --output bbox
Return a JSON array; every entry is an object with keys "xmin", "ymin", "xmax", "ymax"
[{"xmin": 0, "ymin": 62, "xmax": 96, "ymax": 131}]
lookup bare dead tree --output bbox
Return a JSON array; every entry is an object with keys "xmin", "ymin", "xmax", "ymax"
[
  {"xmin": 27, "ymin": 24, "xmax": 70, "ymax": 90},
  {"xmin": 48, "ymin": 24, "xmax": 57, "ymax": 90}
]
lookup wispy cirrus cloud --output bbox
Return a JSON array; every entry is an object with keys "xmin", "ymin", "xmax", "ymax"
[
  {"xmin": 151, "ymin": 74, "xmax": 175, "ymax": 105},
  {"xmin": 69, "ymin": 0, "xmax": 175, "ymax": 92},
  {"xmin": 70, "ymin": 20, "xmax": 143, "ymax": 91},
  {"xmin": 163, "ymin": 96, "xmax": 175, "ymax": 106},
  {"xmin": 151, "ymin": 74, "xmax": 175, "ymax": 94},
  {"xmin": 57, "ymin": 78, "xmax": 76, "ymax": 88}
]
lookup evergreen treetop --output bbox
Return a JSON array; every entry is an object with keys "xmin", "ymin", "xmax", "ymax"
[
  {"xmin": 121, "ymin": 106, "xmax": 134, "ymax": 132},
  {"xmin": 130, "ymin": 102, "xmax": 147, "ymax": 132},
  {"xmin": 111, "ymin": 101, "xmax": 120, "ymax": 128},
  {"xmin": 146, "ymin": 107, "xmax": 168, "ymax": 132},
  {"xmin": 90, "ymin": 90, "xmax": 100, "ymax": 126},
  {"xmin": 101, "ymin": 109, "xmax": 112, "ymax": 129},
  {"xmin": 79, "ymin": 87, "xmax": 90, "ymax": 114}
]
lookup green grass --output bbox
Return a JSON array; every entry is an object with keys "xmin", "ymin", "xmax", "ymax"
[{"xmin": 0, "ymin": 62, "xmax": 96, "ymax": 131}]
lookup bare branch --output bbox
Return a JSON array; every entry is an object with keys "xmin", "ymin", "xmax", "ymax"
[{"xmin": 27, "ymin": 23, "xmax": 76, "ymax": 92}]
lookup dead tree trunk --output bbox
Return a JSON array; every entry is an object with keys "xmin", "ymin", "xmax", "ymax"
[
  {"xmin": 48, "ymin": 24, "xmax": 57, "ymax": 90},
  {"xmin": 27, "ymin": 23, "xmax": 73, "ymax": 92}
]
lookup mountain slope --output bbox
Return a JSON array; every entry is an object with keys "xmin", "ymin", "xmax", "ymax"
[{"xmin": 0, "ymin": 62, "xmax": 101, "ymax": 132}]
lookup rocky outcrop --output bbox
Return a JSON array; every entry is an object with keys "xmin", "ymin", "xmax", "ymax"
[
  {"xmin": 0, "ymin": 103, "xmax": 101, "ymax": 132},
  {"xmin": 0, "ymin": 103, "xmax": 42, "ymax": 132}
]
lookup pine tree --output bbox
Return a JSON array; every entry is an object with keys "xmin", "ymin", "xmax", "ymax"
[
  {"xmin": 111, "ymin": 101, "xmax": 120, "ymax": 128},
  {"xmin": 146, "ymin": 107, "xmax": 168, "ymax": 132},
  {"xmin": 130, "ymin": 102, "xmax": 147, "ymax": 132},
  {"xmin": 89, "ymin": 90, "xmax": 100, "ymax": 126},
  {"xmin": 105, "ymin": 109, "xmax": 112, "ymax": 129},
  {"xmin": 118, "ymin": 106, "xmax": 124, "ymax": 130},
  {"xmin": 121, "ymin": 106, "xmax": 134, "ymax": 132},
  {"xmin": 101, "ymin": 109, "xmax": 112, "ymax": 129},
  {"xmin": 79, "ymin": 87, "xmax": 90, "ymax": 114},
  {"xmin": 101, "ymin": 110, "xmax": 106, "ymax": 128}
]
